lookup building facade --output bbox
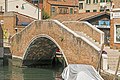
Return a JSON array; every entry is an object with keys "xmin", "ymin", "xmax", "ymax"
[
  {"xmin": 43, "ymin": 0, "xmax": 78, "ymax": 17},
  {"xmin": 0, "ymin": 0, "xmax": 41, "ymax": 20},
  {"xmin": 26, "ymin": 0, "xmax": 79, "ymax": 17},
  {"xmin": 110, "ymin": 0, "xmax": 120, "ymax": 49},
  {"xmin": 78, "ymin": 0, "xmax": 111, "ymax": 13}
]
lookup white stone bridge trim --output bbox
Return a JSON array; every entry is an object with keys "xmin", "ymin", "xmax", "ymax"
[{"xmin": 55, "ymin": 20, "xmax": 101, "ymax": 51}]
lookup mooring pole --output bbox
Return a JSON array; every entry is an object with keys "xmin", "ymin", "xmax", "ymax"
[
  {"xmin": 38, "ymin": 0, "xmax": 40, "ymax": 20},
  {"xmin": 113, "ymin": 56, "xmax": 120, "ymax": 80}
]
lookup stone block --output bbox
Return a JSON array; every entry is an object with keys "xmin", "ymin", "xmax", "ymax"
[
  {"xmin": 0, "ymin": 47, "xmax": 4, "ymax": 57},
  {"xmin": 12, "ymin": 57, "xmax": 22, "ymax": 67},
  {"xmin": 0, "ymin": 60, "xmax": 3, "ymax": 66}
]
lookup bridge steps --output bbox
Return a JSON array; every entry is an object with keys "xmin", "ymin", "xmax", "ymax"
[
  {"xmin": 75, "ymin": 31, "xmax": 120, "ymax": 72},
  {"xmin": 75, "ymin": 31, "xmax": 101, "ymax": 48}
]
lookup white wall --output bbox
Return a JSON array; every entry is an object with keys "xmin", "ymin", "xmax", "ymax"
[
  {"xmin": 78, "ymin": 0, "xmax": 111, "ymax": 13},
  {"xmin": 0, "ymin": 1, "xmax": 5, "ymax": 11},
  {"xmin": 0, "ymin": 0, "xmax": 41, "ymax": 20}
]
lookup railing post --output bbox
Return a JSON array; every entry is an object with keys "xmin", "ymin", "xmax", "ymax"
[{"xmin": 97, "ymin": 43, "xmax": 104, "ymax": 73}]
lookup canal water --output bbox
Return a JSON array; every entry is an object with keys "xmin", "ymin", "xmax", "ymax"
[{"xmin": 0, "ymin": 61, "xmax": 64, "ymax": 80}]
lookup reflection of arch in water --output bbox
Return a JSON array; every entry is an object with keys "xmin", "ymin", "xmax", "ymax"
[
  {"xmin": 3, "ymin": 29, "xmax": 10, "ymax": 40},
  {"xmin": 0, "ymin": 25, "xmax": 3, "ymax": 47},
  {"xmin": 22, "ymin": 34, "xmax": 68, "ymax": 66}
]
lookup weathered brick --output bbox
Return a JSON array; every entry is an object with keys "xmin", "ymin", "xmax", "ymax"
[{"xmin": 11, "ymin": 20, "xmax": 100, "ymax": 68}]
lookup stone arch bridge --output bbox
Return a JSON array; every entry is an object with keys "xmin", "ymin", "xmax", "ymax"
[{"xmin": 10, "ymin": 20, "xmax": 102, "ymax": 68}]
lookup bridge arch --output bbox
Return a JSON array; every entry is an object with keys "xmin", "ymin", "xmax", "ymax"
[
  {"xmin": 11, "ymin": 20, "xmax": 100, "ymax": 68},
  {"xmin": 22, "ymin": 34, "xmax": 68, "ymax": 66}
]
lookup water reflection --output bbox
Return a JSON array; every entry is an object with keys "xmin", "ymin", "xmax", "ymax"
[
  {"xmin": 0, "ymin": 65, "xmax": 63, "ymax": 80},
  {"xmin": 0, "ymin": 66, "xmax": 12, "ymax": 80}
]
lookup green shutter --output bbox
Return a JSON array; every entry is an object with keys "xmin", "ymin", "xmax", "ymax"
[
  {"xmin": 89, "ymin": 0, "xmax": 91, "ymax": 4},
  {"xmin": 70, "ymin": 8, "xmax": 73, "ymax": 14},
  {"xmin": 93, "ymin": 0, "xmax": 98, "ymax": 3},
  {"xmin": 100, "ymin": 0, "xmax": 105, "ymax": 2},
  {"xmin": 86, "ymin": 0, "xmax": 88, "ymax": 4},
  {"xmin": 106, "ymin": 0, "xmax": 111, "ymax": 2},
  {"xmin": 96, "ymin": 0, "xmax": 98, "ymax": 3}
]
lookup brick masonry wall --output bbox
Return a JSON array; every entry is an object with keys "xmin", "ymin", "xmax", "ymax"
[
  {"xmin": 43, "ymin": 0, "xmax": 51, "ymax": 16},
  {"xmin": 0, "ymin": 12, "xmax": 35, "ymax": 41},
  {"xmin": 110, "ymin": 18, "xmax": 120, "ymax": 49},
  {"xmin": 0, "ymin": 14, "xmax": 17, "ymax": 38},
  {"xmin": 113, "ymin": 0, "xmax": 120, "ymax": 8},
  {"xmin": 11, "ymin": 20, "xmax": 100, "ymax": 68},
  {"xmin": 17, "ymin": 26, "xmax": 25, "ymax": 33},
  {"xmin": 16, "ymin": 13, "xmax": 34, "ymax": 25},
  {"xmin": 63, "ymin": 22, "xmax": 102, "ymax": 44},
  {"xmin": 3, "ymin": 16, "xmax": 16, "ymax": 36}
]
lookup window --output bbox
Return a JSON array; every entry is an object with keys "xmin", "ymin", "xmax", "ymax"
[
  {"xmin": 70, "ymin": 8, "xmax": 73, "ymax": 14},
  {"xmin": 99, "ymin": 20, "xmax": 110, "ymax": 26},
  {"xmin": 93, "ymin": 10, "xmax": 97, "ymax": 12},
  {"xmin": 106, "ymin": 9, "xmax": 110, "ymax": 11},
  {"xmin": 106, "ymin": 0, "xmax": 111, "ymax": 2},
  {"xmin": 93, "ymin": 0, "xmax": 98, "ymax": 3},
  {"xmin": 114, "ymin": 25, "xmax": 120, "ymax": 43},
  {"xmin": 51, "ymin": 7, "xmax": 56, "ymax": 15},
  {"xmin": 100, "ymin": 10, "xmax": 104, "ymax": 12},
  {"xmin": 51, "ymin": 7, "xmax": 55, "ymax": 12},
  {"xmin": 79, "ymin": 3, "xmax": 83, "ymax": 9},
  {"xmin": 86, "ymin": 10, "xmax": 90, "ymax": 12},
  {"xmin": 86, "ymin": 0, "xmax": 91, "ymax": 4},
  {"xmin": 63, "ymin": 8, "xmax": 67, "ymax": 14},
  {"xmin": 100, "ymin": 0, "xmax": 105, "ymax": 2},
  {"xmin": 59, "ymin": 7, "xmax": 68, "ymax": 14},
  {"xmin": 32, "ymin": 0, "xmax": 39, "ymax": 4},
  {"xmin": 100, "ymin": 9, "xmax": 104, "ymax": 12}
]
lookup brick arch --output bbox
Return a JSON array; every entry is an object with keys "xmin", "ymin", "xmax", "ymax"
[
  {"xmin": 11, "ymin": 20, "xmax": 100, "ymax": 68},
  {"xmin": 22, "ymin": 34, "xmax": 68, "ymax": 66}
]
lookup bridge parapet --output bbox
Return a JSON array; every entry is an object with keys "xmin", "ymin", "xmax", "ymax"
[
  {"xmin": 63, "ymin": 21, "xmax": 104, "ymax": 45},
  {"xmin": 11, "ymin": 20, "xmax": 100, "ymax": 68}
]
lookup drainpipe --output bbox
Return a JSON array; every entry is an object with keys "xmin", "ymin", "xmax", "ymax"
[
  {"xmin": 110, "ymin": 1, "xmax": 114, "ymax": 11},
  {"xmin": 74, "ymin": 0, "xmax": 78, "ymax": 14},
  {"xmin": 38, "ymin": 0, "xmax": 40, "ymax": 20},
  {"xmin": 5, "ymin": 0, "xmax": 8, "ymax": 12}
]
